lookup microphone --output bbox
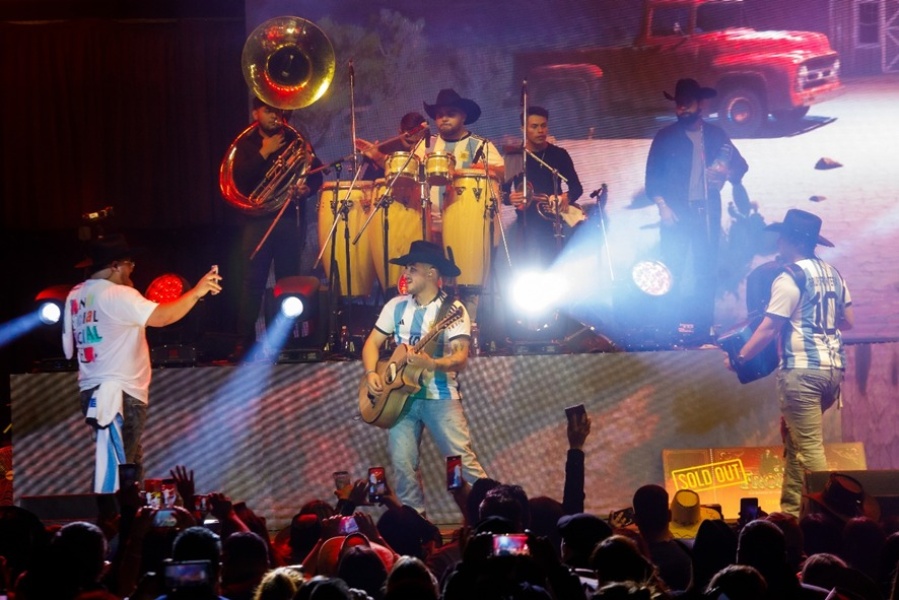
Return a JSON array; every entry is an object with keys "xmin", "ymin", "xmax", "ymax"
[
  {"xmin": 472, "ymin": 141, "xmax": 485, "ymax": 165},
  {"xmin": 589, "ymin": 184, "xmax": 607, "ymax": 199},
  {"xmin": 422, "ymin": 122, "xmax": 431, "ymax": 149}
]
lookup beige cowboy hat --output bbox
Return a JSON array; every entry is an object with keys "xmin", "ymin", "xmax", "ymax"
[{"xmin": 669, "ymin": 489, "xmax": 723, "ymax": 539}]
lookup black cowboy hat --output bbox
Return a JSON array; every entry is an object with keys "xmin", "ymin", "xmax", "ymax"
[
  {"xmin": 389, "ymin": 240, "xmax": 461, "ymax": 277},
  {"xmin": 423, "ymin": 88, "xmax": 482, "ymax": 125},
  {"xmin": 75, "ymin": 234, "xmax": 143, "ymax": 272},
  {"xmin": 804, "ymin": 472, "xmax": 880, "ymax": 522},
  {"xmin": 765, "ymin": 208, "xmax": 835, "ymax": 248},
  {"xmin": 663, "ymin": 78, "xmax": 717, "ymax": 104}
]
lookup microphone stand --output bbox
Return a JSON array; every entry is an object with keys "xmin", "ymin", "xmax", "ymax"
[{"xmin": 355, "ymin": 137, "xmax": 426, "ymax": 298}]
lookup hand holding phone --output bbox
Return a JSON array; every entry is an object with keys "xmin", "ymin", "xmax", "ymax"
[
  {"xmin": 154, "ymin": 508, "xmax": 178, "ymax": 528},
  {"xmin": 564, "ymin": 404, "xmax": 590, "ymax": 450},
  {"xmin": 740, "ymin": 497, "xmax": 760, "ymax": 522},
  {"xmin": 446, "ymin": 455, "xmax": 463, "ymax": 491},
  {"xmin": 367, "ymin": 467, "xmax": 387, "ymax": 504},
  {"xmin": 338, "ymin": 515, "xmax": 359, "ymax": 535},
  {"xmin": 492, "ymin": 533, "xmax": 529, "ymax": 556},
  {"xmin": 164, "ymin": 559, "xmax": 213, "ymax": 592}
]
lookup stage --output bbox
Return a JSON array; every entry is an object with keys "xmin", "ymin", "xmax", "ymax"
[{"xmin": 10, "ymin": 340, "xmax": 898, "ymax": 529}]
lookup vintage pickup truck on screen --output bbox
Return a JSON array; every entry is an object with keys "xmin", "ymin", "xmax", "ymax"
[{"xmin": 514, "ymin": 0, "xmax": 843, "ymax": 137}]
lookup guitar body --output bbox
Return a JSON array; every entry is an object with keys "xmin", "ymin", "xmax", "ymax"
[{"xmin": 358, "ymin": 344, "xmax": 427, "ymax": 428}]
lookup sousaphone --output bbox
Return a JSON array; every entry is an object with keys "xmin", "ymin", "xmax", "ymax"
[{"xmin": 220, "ymin": 17, "xmax": 336, "ymax": 215}]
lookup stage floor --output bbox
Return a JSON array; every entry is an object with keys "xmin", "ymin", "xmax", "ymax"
[{"xmin": 10, "ymin": 341, "xmax": 896, "ymax": 529}]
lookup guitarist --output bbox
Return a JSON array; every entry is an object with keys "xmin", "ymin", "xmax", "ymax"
[
  {"xmin": 727, "ymin": 209, "xmax": 853, "ymax": 518},
  {"xmin": 361, "ymin": 240, "xmax": 488, "ymax": 514},
  {"xmin": 503, "ymin": 105, "xmax": 584, "ymax": 268}
]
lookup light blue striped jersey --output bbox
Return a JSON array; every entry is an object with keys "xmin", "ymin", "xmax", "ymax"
[
  {"xmin": 374, "ymin": 292, "xmax": 471, "ymax": 400},
  {"xmin": 767, "ymin": 258, "xmax": 851, "ymax": 370}
]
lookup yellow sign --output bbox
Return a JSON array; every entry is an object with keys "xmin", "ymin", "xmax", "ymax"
[{"xmin": 671, "ymin": 459, "xmax": 748, "ymax": 492}]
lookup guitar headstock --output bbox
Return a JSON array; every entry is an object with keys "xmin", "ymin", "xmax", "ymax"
[{"xmin": 438, "ymin": 301, "xmax": 465, "ymax": 329}]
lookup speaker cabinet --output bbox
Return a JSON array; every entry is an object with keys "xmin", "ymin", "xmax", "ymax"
[{"xmin": 19, "ymin": 493, "xmax": 118, "ymax": 526}]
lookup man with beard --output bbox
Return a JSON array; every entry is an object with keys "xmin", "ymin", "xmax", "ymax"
[
  {"xmin": 645, "ymin": 79, "xmax": 748, "ymax": 345},
  {"xmin": 229, "ymin": 97, "xmax": 323, "ymax": 360}
]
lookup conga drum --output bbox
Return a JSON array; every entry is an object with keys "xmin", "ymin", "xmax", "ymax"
[
  {"xmin": 442, "ymin": 168, "xmax": 499, "ymax": 287},
  {"xmin": 424, "ymin": 151, "xmax": 456, "ymax": 186},
  {"xmin": 384, "ymin": 152, "xmax": 421, "ymax": 185},
  {"xmin": 369, "ymin": 179, "xmax": 427, "ymax": 291},
  {"xmin": 317, "ymin": 181, "xmax": 374, "ymax": 297}
]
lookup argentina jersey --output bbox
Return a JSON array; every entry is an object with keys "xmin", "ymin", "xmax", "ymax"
[
  {"xmin": 779, "ymin": 258, "xmax": 851, "ymax": 370},
  {"xmin": 374, "ymin": 292, "xmax": 471, "ymax": 400}
]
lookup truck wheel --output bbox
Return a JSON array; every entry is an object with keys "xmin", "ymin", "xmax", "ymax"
[
  {"xmin": 772, "ymin": 106, "xmax": 810, "ymax": 123},
  {"xmin": 718, "ymin": 87, "xmax": 764, "ymax": 137}
]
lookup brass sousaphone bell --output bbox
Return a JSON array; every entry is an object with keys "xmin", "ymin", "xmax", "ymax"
[{"xmin": 220, "ymin": 17, "xmax": 336, "ymax": 215}]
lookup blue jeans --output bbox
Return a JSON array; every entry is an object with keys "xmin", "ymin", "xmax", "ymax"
[
  {"xmin": 777, "ymin": 368, "xmax": 843, "ymax": 516},
  {"xmin": 80, "ymin": 388, "xmax": 148, "ymax": 483},
  {"xmin": 388, "ymin": 396, "xmax": 487, "ymax": 514}
]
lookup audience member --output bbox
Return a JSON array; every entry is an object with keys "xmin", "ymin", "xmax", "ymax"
[
  {"xmin": 383, "ymin": 555, "xmax": 440, "ymax": 600},
  {"xmin": 842, "ymin": 517, "xmax": 887, "ymax": 584},
  {"xmin": 736, "ymin": 519, "xmax": 828, "ymax": 599},
  {"xmin": 252, "ymin": 566, "xmax": 305, "ymax": 600},
  {"xmin": 706, "ymin": 564, "xmax": 767, "ymax": 600},
  {"xmin": 632, "ymin": 484, "xmax": 692, "ymax": 591},
  {"xmin": 800, "ymin": 552, "xmax": 883, "ymax": 600},
  {"xmin": 679, "ymin": 518, "xmax": 738, "ymax": 599},
  {"xmin": 589, "ymin": 534, "xmax": 669, "ymax": 593},
  {"xmin": 801, "ymin": 512, "xmax": 843, "ymax": 557},
  {"xmin": 528, "ymin": 496, "xmax": 566, "ymax": 558},
  {"xmin": 764, "ymin": 512, "xmax": 805, "ymax": 575},
  {"xmin": 222, "ymin": 531, "xmax": 271, "ymax": 600}
]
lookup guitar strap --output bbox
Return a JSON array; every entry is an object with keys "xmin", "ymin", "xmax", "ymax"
[{"xmin": 421, "ymin": 290, "xmax": 453, "ymax": 358}]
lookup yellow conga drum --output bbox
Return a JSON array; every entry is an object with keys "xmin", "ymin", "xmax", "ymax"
[
  {"xmin": 369, "ymin": 179, "xmax": 427, "ymax": 291},
  {"xmin": 317, "ymin": 181, "xmax": 374, "ymax": 297},
  {"xmin": 442, "ymin": 168, "xmax": 499, "ymax": 287}
]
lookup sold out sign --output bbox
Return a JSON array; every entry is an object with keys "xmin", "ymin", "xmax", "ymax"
[{"xmin": 671, "ymin": 459, "xmax": 748, "ymax": 492}]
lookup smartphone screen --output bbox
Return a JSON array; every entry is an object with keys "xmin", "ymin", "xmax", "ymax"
[
  {"xmin": 492, "ymin": 533, "xmax": 529, "ymax": 556},
  {"xmin": 564, "ymin": 404, "xmax": 586, "ymax": 421},
  {"xmin": 333, "ymin": 470, "xmax": 351, "ymax": 490},
  {"xmin": 164, "ymin": 560, "xmax": 212, "ymax": 592},
  {"xmin": 740, "ymin": 497, "xmax": 759, "ymax": 521},
  {"xmin": 118, "ymin": 463, "xmax": 138, "ymax": 490},
  {"xmin": 446, "ymin": 455, "xmax": 463, "ymax": 491},
  {"xmin": 368, "ymin": 467, "xmax": 386, "ymax": 503},
  {"xmin": 154, "ymin": 508, "xmax": 178, "ymax": 528},
  {"xmin": 339, "ymin": 515, "xmax": 359, "ymax": 535},
  {"xmin": 161, "ymin": 478, "xmax": 177, "ymax": 508}
]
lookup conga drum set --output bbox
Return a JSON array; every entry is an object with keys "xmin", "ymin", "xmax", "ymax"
[{"xmin": 316, "ymin": 146, "xmax": 501, "ymax": 304}]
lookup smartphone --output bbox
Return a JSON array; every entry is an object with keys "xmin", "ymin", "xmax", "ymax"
[
  {"xmin": 161, "ymin": 478, "xmax": 177, "ymax": 508},
  {"xmin": 164, "ymin": 559, "xmax": 213, "ymax": 592},
  {"xmin": 338, "ymin": 515, "xmax": 359, "ymax": 535},
  {"xmin": 333, "ymin": 470, "xmax": 351, "ymax": 490},
  {"xmin": 118, "ymin": 463, "xmax": 138, "ymax": 490},
  {"xmin": 564, "ymin": 404, "xmax": 586, "ymax": 421},
  {"xmin": 368, "ymin": 466, "xmax": 386, "ymax": 503},
  {"xmin": 492, "ymin": 533, "xmax": 530, "ymax": 556},
  {"xmin": 740, "ymin": 497, "xmax": 760, "ymax": 521},
  {"xmin": 154, "ymin": 508, "xmax": 178, "ymax": 528},
  {"xmin": 446, "ymin": 455, "xmax": 463, "ymax": 491},
  {"xmin": 211, "ymin": 264, "xmax": 219, "ymax": 275}
]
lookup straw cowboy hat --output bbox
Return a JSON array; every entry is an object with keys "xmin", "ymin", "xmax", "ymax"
[{"xmin": 669, "ymin": 489, "xmax": 723, "ymax": 539}]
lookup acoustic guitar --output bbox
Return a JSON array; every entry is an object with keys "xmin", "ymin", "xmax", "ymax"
[{"xmin": 358, "ymin": 302, "xmax": 464, "ymax": 428}]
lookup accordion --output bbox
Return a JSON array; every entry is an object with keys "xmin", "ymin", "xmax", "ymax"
[{"xmin": 717, "ymin": 317, "xmax": 779, "ymax": 384}]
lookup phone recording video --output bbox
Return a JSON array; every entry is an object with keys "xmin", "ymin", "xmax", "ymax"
[
  {"xmin": 339, "ymin": 515, "xmax": 359, "ymax": 535},
  {"xmin": 164, "ymin": 559, "xmax": 212, "ymax": 593},
  {"xmin": 118, "ymin": 463, "xmax": 138, "ymax": 491},
  {"xmin": 161, "ymin": 478, "xmax": 177, "ymax": 508},
  {"xmin": 564, "ymin": 404, "xmax": 586, "ymax": 421},
  {"xmin": 333, "ymin": 470, "xmax": 351, "ymax": 491},
  {"xmin": 368, "ymin": 467, "xmax": 386, "ymax": 503},
  {"xmin": 154, "ymin": 508, "xmax": 178, "ymax": 528},
  {"xmin": 492, "ymin": 533, "xmax": 530, "ymax": 556},
  {"xmin": 446, "ymin": 455, "xmax": 463, "ymax": 491},
  {"xmin": 740, "ymin": 497, "xmax": 760, "ymax": 522}
]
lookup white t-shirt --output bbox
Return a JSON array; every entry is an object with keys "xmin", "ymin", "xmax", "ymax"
[{"xmin": 62, "ymin": 279, "xmax": 159, "ymax": 402}]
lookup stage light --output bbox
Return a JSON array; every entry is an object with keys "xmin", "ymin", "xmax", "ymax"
[
  {"xmin": 510, "ymin": 270, "xmax": 568, "ymax": 316},
  {"xmin": 265, "ymin": 276, "xmax": 324, "ymax": 362},
  {"xmin": 631, "ymin": 260, "xmax": 672, "ymax": 296},
  {"xmin": 34, "ymin": 285, "xmax": 71, "ymax": 326},
  {"xmin": 146, "ymin": 273, "xmax": 189, "ymax": 303},
  {"xmin": 273, "ymin": 276, "xmax": 318, "ymax": 320},
  {"xmin": 145, "ymin": 273, "xmax": 197, "ymax": 366}
]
